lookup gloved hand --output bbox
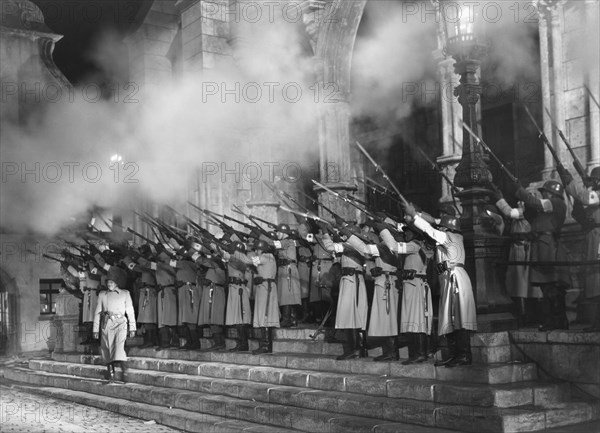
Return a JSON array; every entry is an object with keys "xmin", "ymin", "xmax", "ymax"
[
  {"xmin": 557, "ymin": 163, "xmax": 573, "ymax": 186},
  {"xmin": 489, "ymin": 183, "xmax": 504, "ymax": 202},
  {"xmin": 403, "ymin": 202, "xmax": 417, "ymax": 223}
]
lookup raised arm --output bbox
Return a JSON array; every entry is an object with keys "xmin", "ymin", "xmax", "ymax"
[
  {"xmin": 379, "ymin": 229, "xmax": 421, "ymax": 254},
  {"xmin": 413, "ymin": 215, "xmax": 448, "ymax": 245},
  {"xmin": 516, "ymin": 186, "xmax": 553, "ymax": 213}
]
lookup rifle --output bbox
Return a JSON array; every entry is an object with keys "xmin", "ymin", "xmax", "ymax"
[
  {"xmin": 263, "ymin": 181, "xmax": 298, "ymax": 209},
  {"xmin": 140, "ymin": 211, "xmax": 186, "ymax": 246},
  {"xmin": 365, "ymin": 177, "xmax": 404, "ymax": 205},
  {"xmin": 522, "ymin": 104, "xmax": 563, "ymax": 168},
  {"xmin": 462, "ymin": 121, "xmax": 519, "ymax": 184},
  {"xmin": 231, "ymin": 205, "xmax": 274, "ymax": 239},
  {"xmin": 544, "ymin": 107, "xmax": 587, "ymax": 180},
  {"xmin": 355, "ymin": 141, "xmax": 410, "ymax": 207},
  {"xmin": 43, "ymin": 253, "xmax": 69, "ymax": 264},
  {"xmin": 312, "ymin": 179, "xmax": 380, "ymax": 221},
  {"xmin": 412, "ymin": 145, "xmax": 460, "ymax": 195}
]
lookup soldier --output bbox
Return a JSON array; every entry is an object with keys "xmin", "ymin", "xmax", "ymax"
[
  {"xmin": 406, "ymin": 205, "xmax": 477, "ymax": 367},
  {"xmin": 224, "ymin": 241, "xmax": 253, "ymax": 351},
  {"xmin": 274, "ymin": 224, "xmax": 302, "ymax": 328},
  {"xmin": 125, "ymin": 245, "xmax": 158, "ymax": 348},
  {"xmin": 515, "ymin": 180, "xmax": 568, "ymax": 331},
  {"xmin": 79, "ymin": 262, "xmax": 101, "ymax": 345},
  {"xmin": 296, "ymin": 223, "xmax": 314, "ymax": 323},
  {"xmin": 559, "ymin": 166, "xmax": 600, "ymax": 331},
  {"xmin": 348, "ymin": 224, "xmax": 402, "ymax": 362},
  {"xmin": 380, "ymin": 224, "xmax": 433, "ymax": 364},
  {"xmin": 322, "ymin": 223, "xmax": 369, "ymax": 360},
  {"xmin": 489, "ymin": 184, "xmax": 539, "ymax": 325},
  {"xmin": 138, "ymin": 251, "xmax": 178, "ymax": 350},
  {"xmin": 308, "ymin": 227, "xmax": 336, "ymax": 324},
  {"xmin": 238, "ymin": 239, "xmax": 280, "ymax": 354},
  {"xmin": 197, "ymin": 255, "xmax": 228, "ymax": 351},
  {"xmin": 173, "ymin": 256, "xmax": 202, "ymax": 349},
  {"xmin": 92, "ymin": 266, "xmax": 136, "ymax": 382}
]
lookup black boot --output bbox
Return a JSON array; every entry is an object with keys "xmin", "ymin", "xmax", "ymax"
[
  {"xmin": 514, "ymin": 297, "xmax": 527, "ymax": 328},
  {"xmin": 585, "ymin": 303, "xmax": 600, "ymax": 331},
  {"xmin": 105, "ymin": 363, "xmax": 115, "ymax": 382},
  {"xmin": 184, "ymin": 325, "xmax": 200, "ymax": 350},
  {"xmin": 336, "ymin": 329, "xmax": 360, "ymax": 360},
  {"xmin": 203, "ymin": 326, "xmax": 226, "ymax": 351},
  {"xmin": 446, "ymin": 329, "xmax": 472, "ymax": 367},
  {"xmin": 280, "ymin": 305, "xmax": 295, "ymax": 328},
  {"xmin": 168, "ymin": 326, "xmax": 179, "ymax": 348},
  {"xmin": 298, "ymin": 298, "xmax": 313, "ymax": 323},
  {"xmin": 539, "ymin": 284, "xmax": 569, "ymax": 331},
  {"xmin": 140, "ymin": 325, "xmax": 154, "ymax": 348},
  {"xmin": 435, "ymin": 332, "xmax": 457, "ymax": 367},
  {"xmin": 230, "ymin": 325, "xmax": 249, "ymax": 352},
  {"xmin": 373, "ymin": 337, "xmax": 397, "ymax": 362},
  {"xmin": 252, "ymin": 327, "xmax": 273, "ymax": 354},
  {"xmin": 119, "ymin": 361, "xmax": 128, "ymax": 382},
  {"xmin": 403, "ymin": 333, "xmax": 428, "ymax": 365},
  {"xmin": 401, "ymin": 334, "xmax": 416, "ymax": 365},
  {"xmin": 155, "ymin": 327, "xmax": 170, "ymax": 351},
  {"xmin": 358, "ymin": 330, "xmax": 368, "ymax": 358},
  {"xmin": 81, "ymin": 323, "xmax": 94, "ymax": 345}
]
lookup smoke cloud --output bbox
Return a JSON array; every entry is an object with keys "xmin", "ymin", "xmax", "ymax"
[{"xmin": 1, "ymin": 2, "xmax": 319, "ymax": 235}]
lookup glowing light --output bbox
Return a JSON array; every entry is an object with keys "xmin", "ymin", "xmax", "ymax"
[{"xmin": 110, "ymin": 154, "xmax": 124, "ymax": 163}]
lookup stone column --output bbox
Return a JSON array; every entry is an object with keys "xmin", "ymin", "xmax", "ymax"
[
  {"xmin": 538, "ymin": 4, "xmax": 554, "ymax": 176},
  {"xmin": 124, "ymin": 1, "xmax": 179, "ymax": 97},
  {"xmin": 434, "ymin": 45, "xmax": 462, "ymax": 208},
  {"xmin": 313, "ymin": 0, "xmax": 367, "ymax": 221},
  {"xmin": 550, "ymin": 2, "xmax": 567, "ymax": 164},
  {"xmin": 585, "ymin": 0, "xmax": 600, "ymax": 171}
]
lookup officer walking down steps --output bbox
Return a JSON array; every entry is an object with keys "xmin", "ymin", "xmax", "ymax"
[{"xmin": 93, "ymin": 266, "xmax": 136, "ymax": 382}]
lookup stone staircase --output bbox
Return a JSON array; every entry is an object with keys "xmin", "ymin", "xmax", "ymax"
[{"xmin": 3, "ymin": 328, "xmax": 599, "ymax": 433}]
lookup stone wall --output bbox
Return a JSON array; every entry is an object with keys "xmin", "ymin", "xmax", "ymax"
[
  {"xmin": 511, "ymin": 329, "xmax": 600, "ymax": 399},
  {"xmin": 0, "ymin": 234, "xmax": 73, "ymax": 353}
]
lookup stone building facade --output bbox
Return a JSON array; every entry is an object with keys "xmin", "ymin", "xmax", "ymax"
[{"xmin": 0, "ymin": 0, "xmax": 598, "ymax": 354}]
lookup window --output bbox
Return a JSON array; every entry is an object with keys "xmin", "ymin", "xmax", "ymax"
[{"xmin": 39, "ymin": 279, "xmax": 62, "ymax": 315}]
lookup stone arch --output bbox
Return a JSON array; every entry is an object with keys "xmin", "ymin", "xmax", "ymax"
[
  {"xmin": 311, "ymin": 0, "xmax": 366, "ymax": 218},
  {"xmin": 0, "ymin": 267, "xmax": 20, "ymax": 355}
]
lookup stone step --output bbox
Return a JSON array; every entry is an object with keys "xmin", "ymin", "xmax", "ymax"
[
  {"xmin": 2, "ymin": 367, "xmax": 454, "ymax": 433},
  {"xmin": 6, "ymin": 366, "xmax": 597, "ymax": 433},
  {"xmin": 53, "ymin": 350, "xmax": 540, "ymax": 385},
  {"xmin": 1, "ymin": 375, "xmax": 299, "ymax": 433},
  {"xmin": 30, "ymin": 359, "xmax": 571, "ymax": 409}
]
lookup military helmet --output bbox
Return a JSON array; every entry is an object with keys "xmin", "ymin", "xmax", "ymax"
[
  {"xmin": 438, "ymin": 203, "xmax": 457, "ymax": 217},
  {"xmin": 438, "ymin": 215, "xmax": 461, "ymax": 232},
  {"xmin": 253, "ymin": 240, "xmax": 269, "ymax": 251},
  {"xmin": 138, "ymin": 243, "xmax": 152, "ymax": 258},
  {"xmin": 229, "ymin": 241, "xmax": 246, "ymax": 254},
  {"xmin": 590, "ymin": 166, "xmax": 600, "ymax": 180},
  {"xmin": 538, "ymin": 180, "xmax": 564, "ymax": 198},
  {"xmin": 276, "ymin": 223, "xmax": 291, "ymax": 233}
]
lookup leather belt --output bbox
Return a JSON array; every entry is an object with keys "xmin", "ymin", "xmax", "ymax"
[
  {"xmin": 228, "ymin": 277, "xmax": 247, "ymax": 285},
  {"xmin": 437, "ymin": 262, "xmax": 464, "ymax": 275},
  {"xmin": 277, "ymin": 259, "xmax": 297, "ymax": 266},
  {"xmin": 341, "ymin": 267, "xmax": 364, "ymax": 276}
]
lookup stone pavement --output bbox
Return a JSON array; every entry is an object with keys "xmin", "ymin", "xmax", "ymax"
[{"xmin": 0, "ymin": 383, "xmax": 183, "ymax": 433}]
